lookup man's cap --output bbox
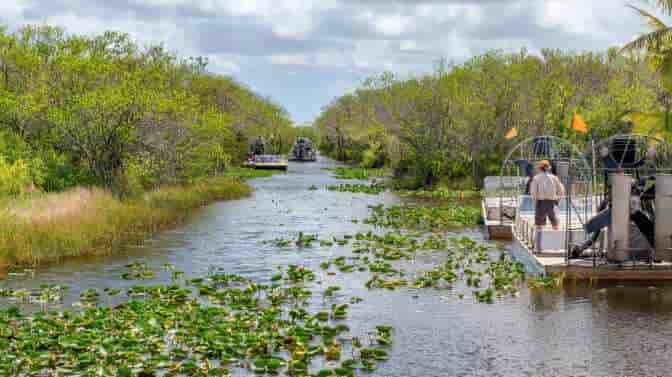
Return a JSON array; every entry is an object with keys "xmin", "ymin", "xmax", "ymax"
[{"xmin": 538, "ymin": 160, "xmax": 551, "ymax": 170}]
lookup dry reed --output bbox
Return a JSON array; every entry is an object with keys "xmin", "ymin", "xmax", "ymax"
[{"xmin": 0, "ymin": 176, "xmax": 251, "ymax": 268}]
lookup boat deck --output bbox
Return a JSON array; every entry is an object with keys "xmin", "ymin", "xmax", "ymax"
[
  {"xmin": 509, "ymin": 194, "xmax": 672, "ymax": 280},
  {"xmin": 244, "ymin": 155, "xmax": 288, "ymax": 170},
  {"xmin": 511, "ymin": 235, "xmax": 672, "ymax": 280}
]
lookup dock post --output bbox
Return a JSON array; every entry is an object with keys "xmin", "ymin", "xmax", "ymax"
[{"xmin": 655, "ymin": 174, "xmax": 672, "ymax": 261}]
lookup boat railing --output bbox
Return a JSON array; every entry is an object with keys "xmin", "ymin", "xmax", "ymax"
[{"xmin": 514, "ymin": 194, "xmax": 596, "ymax": 254}]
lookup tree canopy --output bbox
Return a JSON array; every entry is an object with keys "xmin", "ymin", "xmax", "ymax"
[
  {"xmin": 0, "ymin": 25, "xmax": 297, "ymax": 195},
  {"xmin": 314, "ymin": 49, "xmax": 663, "ymax": 188}
]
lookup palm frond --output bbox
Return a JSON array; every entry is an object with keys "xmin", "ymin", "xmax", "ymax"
[
  {"xmin": 628, "ymin": 4, "xmax": 670, "ymax": 29},
  {"xmin": 621, "ymin": 5, "xmax": 672, "ymax": 55},
  {"xmin": 620, "ymin": 27, "xmax": 672, "ymax": 53},
  {"xmin": 647, "ymin": 0, "xmax": 672, "ymax": 15},
  {"xmin": 659, "ymin": 52, "xmax": 672, "ymax": 76}
]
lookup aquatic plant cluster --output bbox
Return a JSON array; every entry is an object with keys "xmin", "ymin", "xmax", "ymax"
[
  {"xmin": 331, "ymin": 168, "xmax": 385, "ymax": 180},
  {"xmin": 397, "ymin": 189, "xmax": 480, "ymax": 201},
  {"xmin": 265, "ymin": 202, "xmax": 523, "ymax": 303},
  {"xmin": 317, "ymin": 231, "xmax": 525, "ymax": 302},
  {"xmin": 0, "ymin": 263, "xmax": 393, "ymax": 376},
  {"xmin": 1, "ymin": 181, "xmax": 523, "ymax": 376},
  {"xmin": 326, "ymin": 183, "xmax": 386, "ymax": 195},
  {"xmin": 354, "ymin": 206, "xmax": 523, "ymax": 301},
  {"xmin": 364, "ymin": 203, "xmax": 482, "ymax": 230}
]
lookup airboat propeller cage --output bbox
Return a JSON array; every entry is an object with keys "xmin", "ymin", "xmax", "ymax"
[
  {"xmin": 500, "ymin": 135, "xmax": 592, "ymax": 196},
  {"xmin": 656, "ymin": 174, "xmax": 672, "ymax": 261},
  {"xmin": 590, "ymin": 134, "xmax": 672, "ymax": 262},
  {"xmin": 555, "ymin": 161, "xmax": 570, "ymax": 180},
  {"xmin": 501, "ymin": 136, "xmax": 592, "ymax": 177}
]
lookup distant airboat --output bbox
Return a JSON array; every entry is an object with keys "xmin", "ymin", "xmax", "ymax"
[
  {"xmin": 244, "ymin": 137, "xmax": 288, "ymax": 170},
  {"xmin": 289, "ymin": 137, "xmax": 317, "ymax": 162},
  {"xmin": 243, "ymin": 155, "xmax": 288, "ymax": 171}
]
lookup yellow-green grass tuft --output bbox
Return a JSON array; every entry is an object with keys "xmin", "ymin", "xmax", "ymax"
[{"xmin": 0, "ymin": 176, "xmax": 251, "ymax": 268}]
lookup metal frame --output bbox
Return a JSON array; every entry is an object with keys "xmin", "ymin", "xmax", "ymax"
[{"xmin": 580, "ymin": 134, "xmax": 672, "ymax": 267}]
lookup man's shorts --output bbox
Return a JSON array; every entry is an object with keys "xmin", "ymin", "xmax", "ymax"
[{"xmin": 535, "ymin": 200, "xmax": 559, "ymax": 227}]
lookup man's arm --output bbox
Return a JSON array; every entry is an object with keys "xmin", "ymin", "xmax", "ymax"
[
  {"xmin": 555, "ymin": 176, "xmax": 566, "ymax": 198},
  {"xmin": 529, "ymin": 177, "xmax": 537, "ymax": 200}
]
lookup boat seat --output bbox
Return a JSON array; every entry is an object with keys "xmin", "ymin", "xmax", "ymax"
[{"xmin": 536, "ymin": 229, "xmax": 587, "ymax": 253}]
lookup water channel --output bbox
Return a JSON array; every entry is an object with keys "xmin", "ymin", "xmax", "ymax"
[{"xmin": 3, "ymin": 157, "xmax": 672, "ymax": 377}]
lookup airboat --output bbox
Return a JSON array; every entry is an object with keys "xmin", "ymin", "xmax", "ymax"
[
  {"xmin": 498, "ymin": 134, "xmax": 672, "ymax": 280},
  {"xmin": 481, "ymin": 176, "xmax": 523, "ymax": 239},
  {"xmin": 244, "ymin": 136, "xmax": 289, "ymax": 170},
  {"xmin": 243, "ymin": 155, "xmax": 288, "ymax": 170},
  {"xmin": 289, "ymin": 137, "xmax": 317, "ymax": 162}
]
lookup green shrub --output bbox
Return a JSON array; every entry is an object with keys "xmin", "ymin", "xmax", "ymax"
[{"xmin": 0, "ymin": 157, "xmax": 32, "ymax": 196}]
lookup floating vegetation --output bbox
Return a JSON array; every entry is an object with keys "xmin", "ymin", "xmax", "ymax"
[
  {"xmin": 265, "ymin": 233, "xmax": 320, "ymax": 248},
  {"xmin": 364, "ymin": 203, "xmax": 482, "ymax": 230},
  {"xmin": 328, "ymin": 182, "xmax": 386, "ymax": 195},
  {"xmin": 473, "ymin": 288, "xmax": 495, "ymax": 303},
  {"xmin": 0, "ymin": 264, "xmax": 394, "ymax": 376},
  {"xmin": 268, "ymin": 238, "xmax": 293, "ymax": 247},
  {"xmin": 296, "ymin": 232, "xmax": 318, "ymax": 247},
  {"xmin": 313, "ymin": 202, "xmax": 525, "ymax": 304},
  {"xmin": 398, "ymin": 189, "xmax": 480, "ymax": 201},
  {"xmin": 332, "ymin": 167, "xmax": 385, "ymax": 180},
  {"xmin": 265, "ymin": 233, "xmax": 357, "ymax": 249},
  {"xmin": 121, "ymin": 261, "xmax": 157, "ymax": 280},
  {"xmin": 324, "ymin": 285, "xmax": 342, "ymax": 297},
  {"xmin": 365, "ymin": 276, "xmax": 408, "ymax": 290},
  {"xmin": 0, "ymin": 170, "xmax": 539, "ymax": 376},
  {"xmin": 308, "ymin": 185, "xmax": 319, "ymax": 191},
  {"xmin": 0, "ymin": 284, "xmax": 68, "ymax": 305},
  {"xmin": 78, "ymin": 288, "xmax": 100, "ymax": 306},
  {"xmin": 528, "ymin": 273, "xmax": 565, "ymax": 289},
  {"xmin": 333, "ymin": 236, "xmax": 350, "ymax": 246}
]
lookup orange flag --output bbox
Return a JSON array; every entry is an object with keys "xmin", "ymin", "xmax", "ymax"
[
  {"xmin": 571, "ymin": 113, "xmax": 589, "ymax": 134},
  {"xmin": 505, "ymin": 127, "xmax": 518, "ymax": 140}
]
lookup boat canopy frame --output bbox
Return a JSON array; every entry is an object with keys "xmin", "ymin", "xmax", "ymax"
[{"xmin": 498, "ymin": 136, "xmax": 594, "ymax": 262}]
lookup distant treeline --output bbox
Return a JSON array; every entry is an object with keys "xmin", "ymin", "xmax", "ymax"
[
  {"xmin": 314, "ymin": 49, "xmax": 667, "ymax": 188},
  {"xmin": 0, "ymin": 25, "xmax": 301, "ymax": 196}
]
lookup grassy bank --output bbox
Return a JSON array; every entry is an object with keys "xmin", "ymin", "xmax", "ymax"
[{"xmin": 0, "ymin": 176, "xmax": 252, "ymax": 268}]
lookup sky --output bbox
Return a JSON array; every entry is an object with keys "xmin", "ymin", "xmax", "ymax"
[{"xmin": 0, "ymin": 0, "xmax": 657, "ymax": 124}]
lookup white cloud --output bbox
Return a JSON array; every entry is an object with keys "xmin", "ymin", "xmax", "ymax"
[
  {"xmin": 373, "ymin": 13, "xmax": 410, "ymax": 37},
  {"xmin": 207, "ymin": 54, "xmax": 241, "ymax": 73},
  {"xmin": 269, "ymin": 51, "xmax": 353, "ymax": 69},
  {"xmin": 541, "ymin": 0, "xmax": 594, "ymax": 34},
  {"xmin": 3, "ymin": 0, "xmax": 652, "ymax": 122},
  {"xmin": 269, "ymin": 53, "xmax": 312, "ymax": 66}
]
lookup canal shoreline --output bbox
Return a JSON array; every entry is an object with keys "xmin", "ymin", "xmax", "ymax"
[{"xmin": 0, "ymin": 176, "xmax": 252, "ymax": 269}]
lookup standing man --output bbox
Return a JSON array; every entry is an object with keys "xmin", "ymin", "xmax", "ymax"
[
  {"xmin": 252, "ymin": 136, "xmax": 265, "ymax": 155},
  {"xmin": 530, "ymin": 160, "xmax": 566, "ymax": 233}
]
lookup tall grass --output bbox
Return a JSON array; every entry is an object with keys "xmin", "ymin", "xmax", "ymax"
[{"xmin": 0, "ymin": 176, "xmax": 251, "ymax": 268}]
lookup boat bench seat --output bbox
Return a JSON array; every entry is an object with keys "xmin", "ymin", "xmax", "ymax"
[{"xmin": 536, "ymin": 229, "xmax": 587, "ymax": 252}]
